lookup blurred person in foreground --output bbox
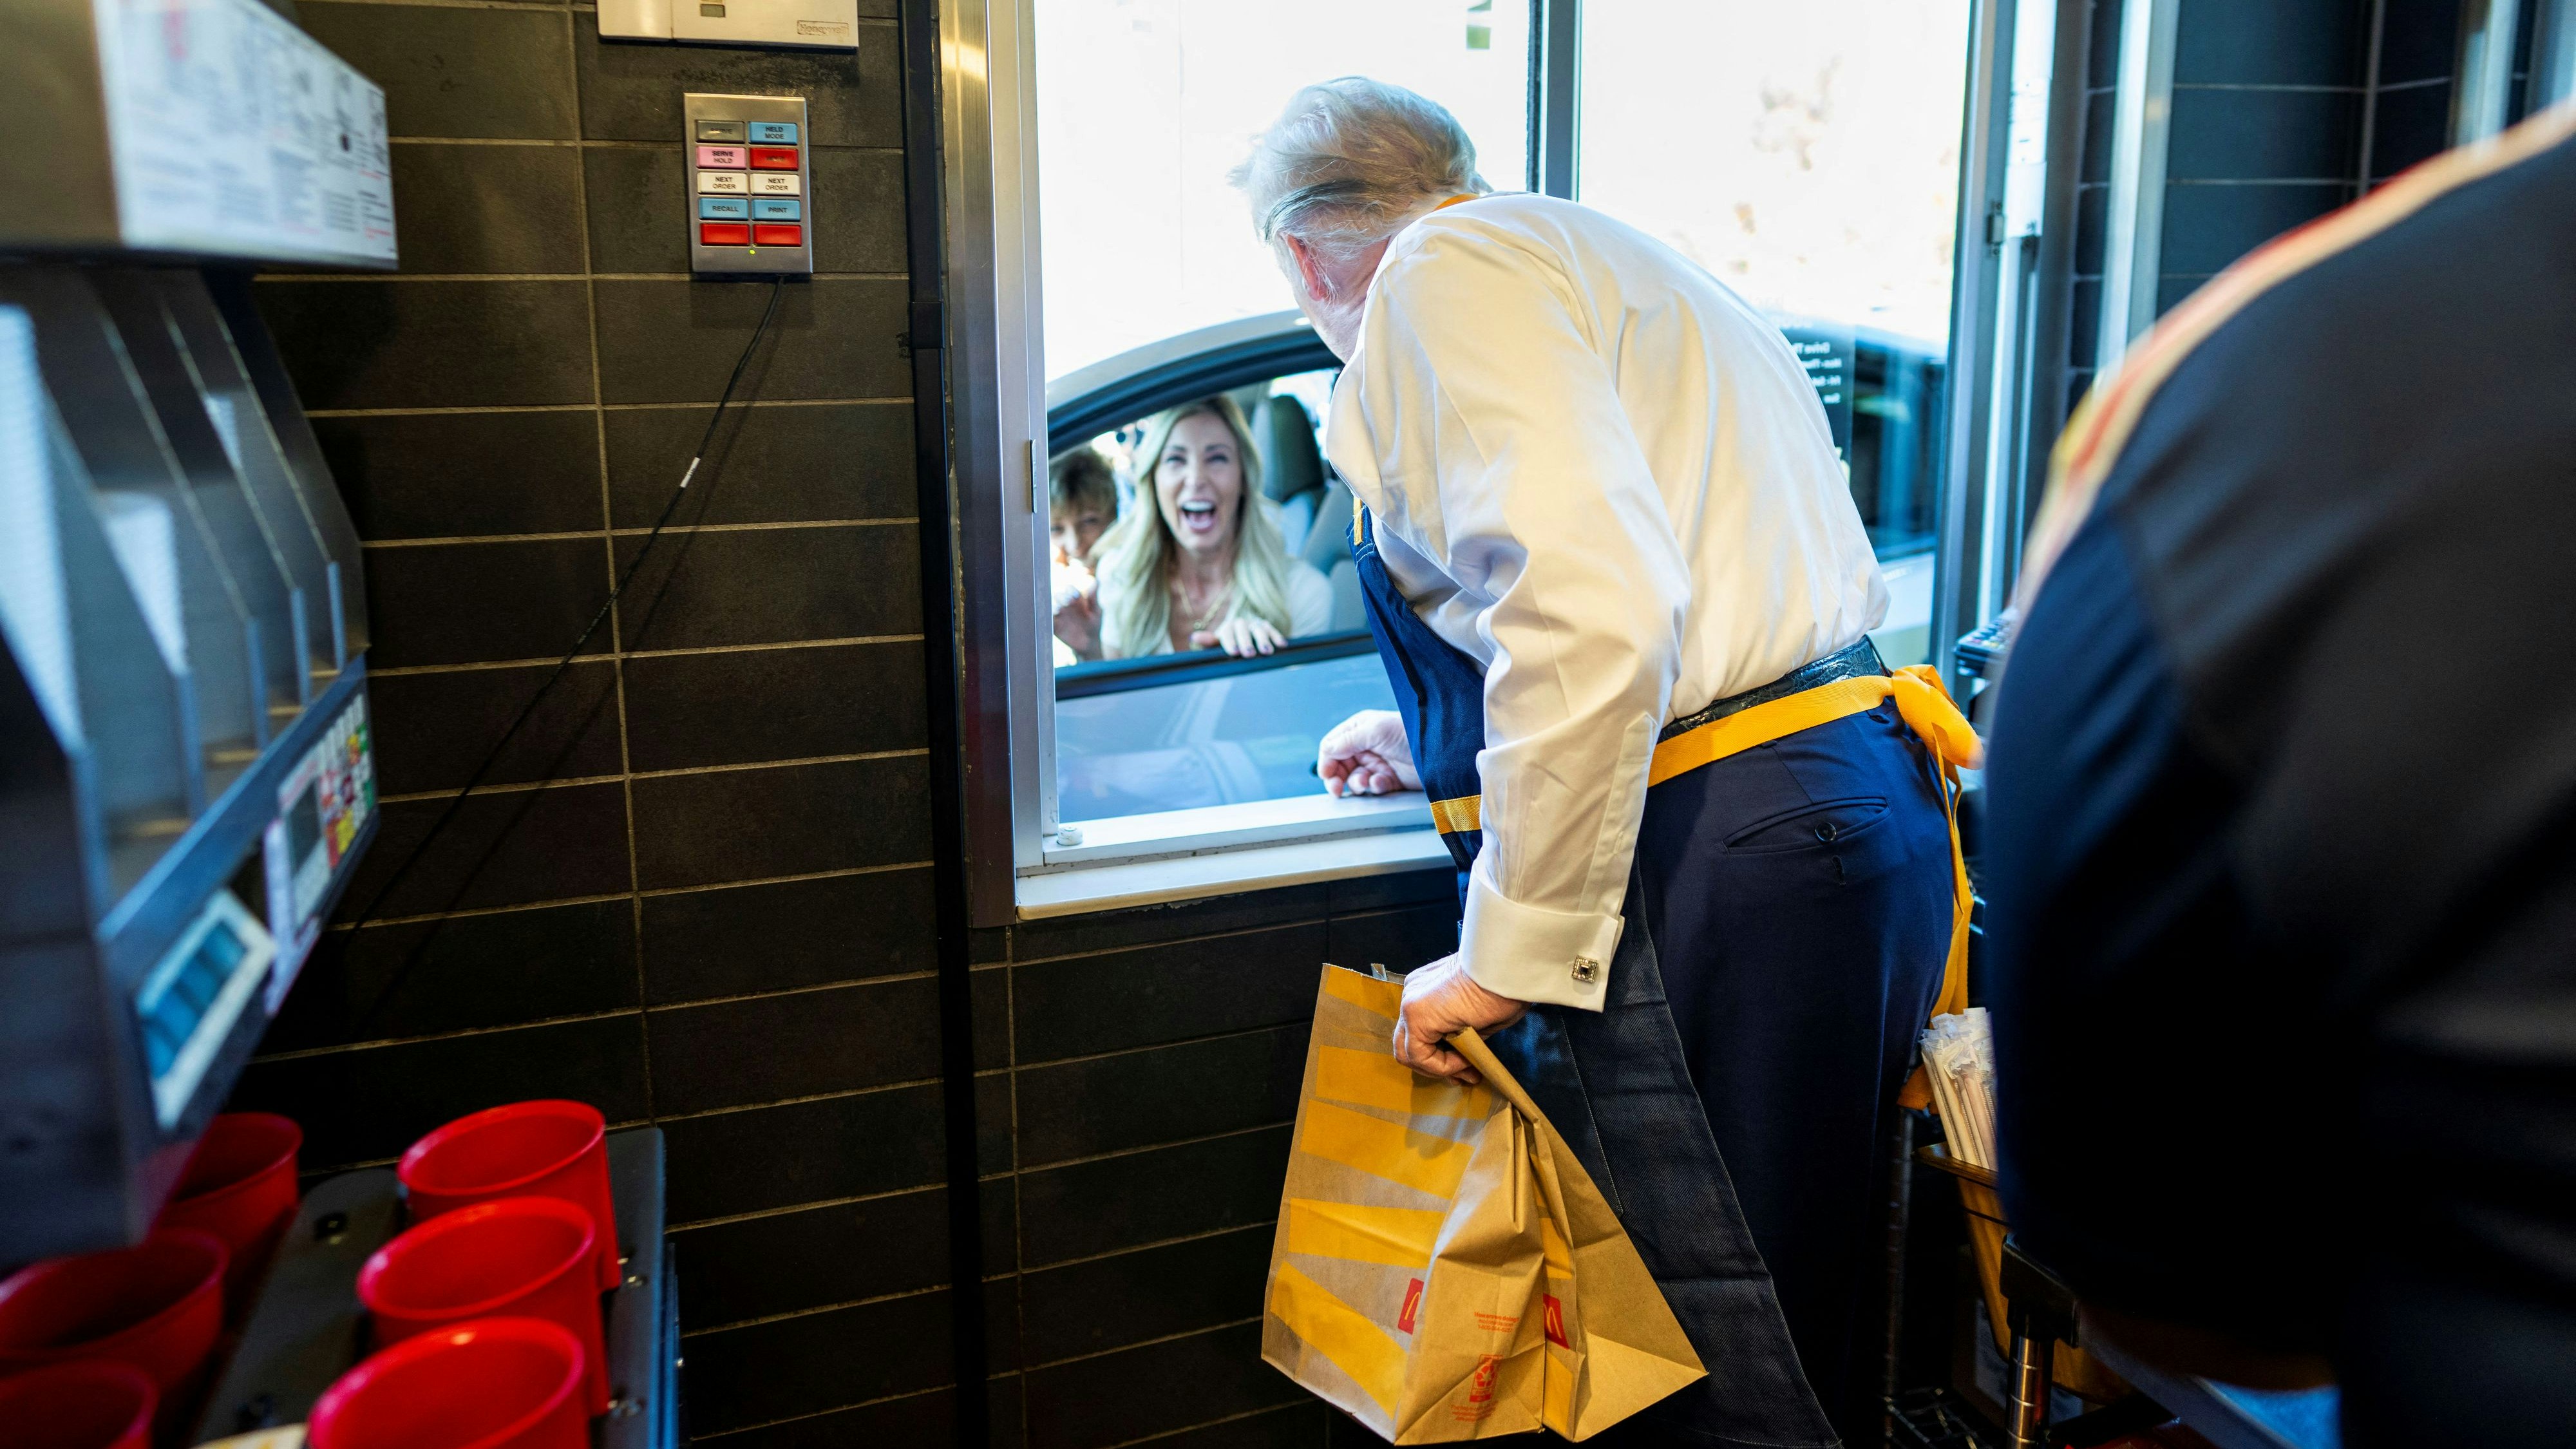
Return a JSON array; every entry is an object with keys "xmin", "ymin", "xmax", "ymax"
[
  {"xmin": 1244, "ymin": 77, "xmax": 1979, "ymax": 1444},
  {"xmin": 1984, "ymin": 106, "xmax": 2576, "ymax": 1448},
  {"xmin": 1060, "ymin": 395, "xmax": 1331, "ymax": 660}
]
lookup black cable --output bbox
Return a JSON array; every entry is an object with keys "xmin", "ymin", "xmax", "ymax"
[{"xmin": 349, "ymin": 278, "xmax": 788, "ymax": 1024}]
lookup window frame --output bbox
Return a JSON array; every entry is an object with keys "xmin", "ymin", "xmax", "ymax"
[{"xmin": 938, "ymin": 0, "xmax": 2017, "ymax": 925}]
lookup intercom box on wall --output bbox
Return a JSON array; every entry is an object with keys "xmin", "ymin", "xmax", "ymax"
[
  {"xmin": 686, "ymin": 93, "xmax": 815, "ymax": 276},
  {"xmin": 598, "ymin": 0, "xmax": 858, "ymax": 49}
]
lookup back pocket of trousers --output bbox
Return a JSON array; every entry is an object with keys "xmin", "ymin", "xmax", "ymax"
[{"xmin": 1723, "ymin": 797, "xmax": 1889, "ymax": 853}]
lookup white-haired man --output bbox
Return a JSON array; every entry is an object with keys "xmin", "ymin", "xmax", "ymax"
[{"xmin": 1241, "ymin": 79, "xmax": 1978, "ymax": 1446}]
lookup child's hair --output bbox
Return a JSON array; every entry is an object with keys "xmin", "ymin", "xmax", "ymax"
[{"xmin": 1050, "ymin": 447, "xmax": 1119, "ymax": 518}]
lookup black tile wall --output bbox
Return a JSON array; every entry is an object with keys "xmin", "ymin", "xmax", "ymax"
[
  {"xmin": 1012, "ymin": 1025, "xmax": 1307, "ymax": 1166},
  {"xmin": 298, "ymin": 4, "xmax": 581, "ymax": 141},
  {"xmin": 1017, "ymin": 1224, "xmax": 1273, "ymax": 1367},
  {"xmin": 661, "ymin": 1083, "xmax": 947, "ymax": 1226},
  {"xmin": 1021, "ymin": 1323, "xmax": 1302, "ymax": 1449},
  {"xmin": 359, "ymin": 537, "xmax": 609, "ymax": 669},
  {"xmin": 610, "ymin": 523, "xmax": 922, "ymax": 650},
  {"xmin": 2145, "ymin": 0, "xmax": 2384, "ymax": 321},
  {"xmin": 2378, "ymin": 0, "xmax": 2465, "ymax": 84},
  {"xmin": 627, "ymin": 754, "xmax": 930, "ymax": 889},
  {"xmin": 252, "ymin": 3, "xmax": 1522, "ymax": 1443},
  {"xmin": 260, "ymin": 278, "xmax": 597, "ymax": 410},
  {"xmin": 236, "ymin": 5, "xmax": 1007, "ymax": 1441},
  {"xmin": 2370, "ymin": 78, "xmax": 2458, "ymax": 177},
  {"xmin": 2175, "ymin": 0, "xmax": 2367, "ymax": 86},
  {"xmin": 621, "ymin": 640, "xmax": 925, "ymax": 771},
  {"xmin": 639, "ymin": 867, "xmax": 934, "ymax": 1003},
  {"xmin": 601, "ymin": 400, "xmax": 918, "ymax": 527},
  {"xmin": 379, "ymin": 145, "xmax": 589, "ymax": 275},
  {"xmin": 230, "ymin": 1014, "xmax": 650, "ymax": 1167},
  {"xmin": 313, "ymin": 409, "xmax": 603, "ymax": 540},
  {"xmin": 2165, "ymin": 89, "xmax": 2362, "ymax": 180},
  {"xmin": 262, "ymin": 899, "xmax": 639, "ymax": 1054},
  {"xmin": 365, "ymin": 659, "xmax": 623, "ymax": 795},
  {"xmin": 1017, "ymin": 1125, "xmax": 1296, "ymax": 1270},
  {"xmin": 592, "ymin": 278, "xmax": 913, "ymax": 402}
]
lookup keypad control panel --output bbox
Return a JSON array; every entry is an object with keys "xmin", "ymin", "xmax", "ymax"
[{"xmin": 685, "ymin": 93, "xmax": 813, "ymax": 276}]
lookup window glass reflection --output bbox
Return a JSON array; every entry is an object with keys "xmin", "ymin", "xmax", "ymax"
[
  {"xmin": 1035, "ymin": 0, "xmax": 1531, "ymax": 381},
  {"xmin": 1577, "ymin": 0, "xmax": 1971, "ymax": 567}
]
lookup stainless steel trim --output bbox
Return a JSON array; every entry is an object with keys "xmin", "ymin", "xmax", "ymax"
[
  {"xmin": 2095, "ymin": 0, "xmax": 2178, "ymax": 372},
  {"xmin": 941, "ymin": 0, "xmax": 1050, "ymax": 924},
  {"xmin": 2453, "ymin": 0, "xmax": 2526, "ymax": 143},
  {"xmin": 2535, "ymin": 0, "xmax": 2576, "ymax": 109},
  {"xmin": 1531, "ymin": 0, "xmax": 1581, "ymax": 198},
  {"xmin": 1932, "ymin": 0, "xmax": 2016, "ymax": 689}
]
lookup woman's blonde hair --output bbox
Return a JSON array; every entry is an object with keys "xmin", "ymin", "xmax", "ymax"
[{"xmin": 1094, "ymin": 396, "xmax": 1300, "ymax": 658}]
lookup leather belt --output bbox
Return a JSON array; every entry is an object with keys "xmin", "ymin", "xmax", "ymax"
[{"xmin": 1656, "ymin": 638, "xmax": 1888, "ymax": 744}]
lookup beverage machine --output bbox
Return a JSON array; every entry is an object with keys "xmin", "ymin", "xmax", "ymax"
[{"xmin": 0, "ymin": 0, "xmax": 397, "ymax": 1264}]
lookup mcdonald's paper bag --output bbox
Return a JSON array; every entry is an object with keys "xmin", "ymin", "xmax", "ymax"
[{"xmin": 1263, "ymin": 966, "xmax": 1706, "ymax": 1442}]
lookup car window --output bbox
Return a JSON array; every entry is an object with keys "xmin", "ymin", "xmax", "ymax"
[{"xmin": 1050, "ymin": 366, "xmax": 1396, "ymax": 822}]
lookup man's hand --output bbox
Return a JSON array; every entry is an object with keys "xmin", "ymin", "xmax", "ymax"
[
  {"xmin": 1394, "ymin": 954, "xmax": 1526, "ymax": 1084},
  {"xmin": 1318, "ymin": 710, "xmax": 1421, "ymax": 797}
]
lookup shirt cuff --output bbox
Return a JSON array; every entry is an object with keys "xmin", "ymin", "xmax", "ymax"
[{"xmin": 1457, "ymin": 873, "xmax": 1625, "ymax": 1011}]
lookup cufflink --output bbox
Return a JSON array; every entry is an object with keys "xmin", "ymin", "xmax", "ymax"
[{"xmin": 1570, "ymin": 958, "xmax": 1600, "ymax": 983}]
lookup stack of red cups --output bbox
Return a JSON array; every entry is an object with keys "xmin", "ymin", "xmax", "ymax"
[
  {"xmin": 307, "ymin": 1099, "xmax": 622, "ymax": 1449},
  {"xmin": 0, "ymin": 1109, "xmax": 306, "ymax": 1447}
]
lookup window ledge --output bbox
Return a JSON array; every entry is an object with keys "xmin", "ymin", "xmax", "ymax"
[
  {"xmin": 1040, "ymin": 791, "xmax": 1430, "ymax": 866},
  {"xmin": 1016, "ymin": 824, "xmax": 1453, "ymax": 920}
]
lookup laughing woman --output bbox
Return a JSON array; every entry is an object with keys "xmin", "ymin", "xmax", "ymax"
[{"xmin": 1074, "ymin": 395, "xmax": 1333, "ymax": 659}]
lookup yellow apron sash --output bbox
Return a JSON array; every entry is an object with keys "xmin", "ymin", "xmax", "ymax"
[{"xmin": 1426, "ymin": 665, "xmax": 1982, "ymax": 1106}]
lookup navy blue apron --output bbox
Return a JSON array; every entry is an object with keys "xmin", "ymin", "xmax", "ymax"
[{"xmin": 1352, "ymin": 506, "xmax": 1951, "ymax": 1447}]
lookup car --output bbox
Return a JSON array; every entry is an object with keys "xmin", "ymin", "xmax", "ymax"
[{"xmin": 1044, "ymin": 310, "xmax": 1942, "ymax": 825}]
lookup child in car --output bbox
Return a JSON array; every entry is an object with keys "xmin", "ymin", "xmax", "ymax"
[{"xmin": 1048, "ymin": 448, "xmax": 1119, "ymax": 664}]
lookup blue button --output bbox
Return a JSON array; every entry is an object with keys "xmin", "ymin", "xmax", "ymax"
[
  {"xmin": 752, "ymin": 198, "xmax": 802, "ymax": 220},
  {"xmin": 748, "ymin": 122, "xmax": 798, "ymax": 143},
  {"xmin": 698, "ymin": 196, "xmax": 750, "ymax": 220}
]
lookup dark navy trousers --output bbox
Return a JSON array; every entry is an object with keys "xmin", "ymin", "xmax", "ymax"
[{"xmin": 1492, "ymin": 701, "xmax": 1953, "ymax": 1446}]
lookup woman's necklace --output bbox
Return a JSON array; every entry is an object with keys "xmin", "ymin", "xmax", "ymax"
[{"xmin": 1173, "ymin": 574, "xmax": 1233, "ymax": 634}]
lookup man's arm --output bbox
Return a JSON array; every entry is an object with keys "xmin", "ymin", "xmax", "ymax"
[{"xmin": 1358, "ymin": 229, "xmax": 1692, "ymax": 1012}]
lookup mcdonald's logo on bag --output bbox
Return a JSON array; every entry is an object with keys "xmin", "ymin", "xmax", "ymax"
[
  {"xmin": 1543, "ymin": 1294, "xmax": 1567, "ymax": 1348},
  {"xmin": 1397, "ymin": 1278, "xmax": 1424, "ymax": 1336}
]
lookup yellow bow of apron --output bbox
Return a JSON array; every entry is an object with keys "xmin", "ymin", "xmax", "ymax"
[
  {"xmin": 1649, "ymin": 667, "xmax": 1980, "ymax": 1108},
  {"xmin": 1428, "ymin": 664, "xmax": 1981, "ymax": 1108}
]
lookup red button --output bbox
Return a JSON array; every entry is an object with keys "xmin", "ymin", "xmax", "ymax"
[
  {"xmin": 699, "ymin": 222, "xmax": 752, "ymax": 245},
  {"xmin": 752, "ymin": 223, "xmax": 804, "ymax": 247},
  {"xmin": 748, "ymin": 147, "xmax": 800, "ymax": 170}
]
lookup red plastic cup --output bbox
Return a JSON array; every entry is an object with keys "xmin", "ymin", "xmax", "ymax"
[
  {"xmin": 0, "ymin": 1360, "xmax": 158, "ymax": 1449},
  {"xmin": 307, "ymin": 1317, "xmax": 587, "ymax": 1449},
  {"xmin": 0, "ymin": 1229, "xmax": 225, "ymax": 1437},
  {"xmin": 358, "ymin": 1197, "xmax": 608, "ymax": 1415},
  {"xmin": 154, "ymin": 1112, "xmax": 302, "ymax": 1315},
  {"xmin": 400, "ymin": 1101, "xmax": 620, "ymax": 1291}
]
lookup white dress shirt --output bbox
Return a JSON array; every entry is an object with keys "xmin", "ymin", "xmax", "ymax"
[{"xmin": 1323, "ymin": 193, "xmax": 1886, "ymax": 1010}]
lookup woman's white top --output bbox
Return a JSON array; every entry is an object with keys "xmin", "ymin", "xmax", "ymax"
[
  {"xmin": 1324, "ymin": 192, "xmax": 1887, "ymax": 1012},
  {"xmin": 1104, "ymin": 556, "xmax": 1336, "ymax": 657},
  {"xmin": 1282, "ymin": 558, "xmax": 1334, "ymax": 639}
]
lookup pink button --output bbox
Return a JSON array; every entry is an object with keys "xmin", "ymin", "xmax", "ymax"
[{"xmin": 696, "ymin": 145, "xmax": 747, "ymax": 169}]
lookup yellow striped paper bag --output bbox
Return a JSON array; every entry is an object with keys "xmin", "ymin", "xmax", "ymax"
[{"xmin": 1262, "ymin": 966, "xmax": 1705, "ymax": 1442}]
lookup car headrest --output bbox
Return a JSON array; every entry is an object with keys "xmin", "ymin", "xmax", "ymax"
[
  {"xmin": 1302, "ymin": 479, "xmax": 1356, "ymax": 573},
  {"xmin": 1255, "ymin": 396, "xmax": 1325, "ymax": 503}
]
